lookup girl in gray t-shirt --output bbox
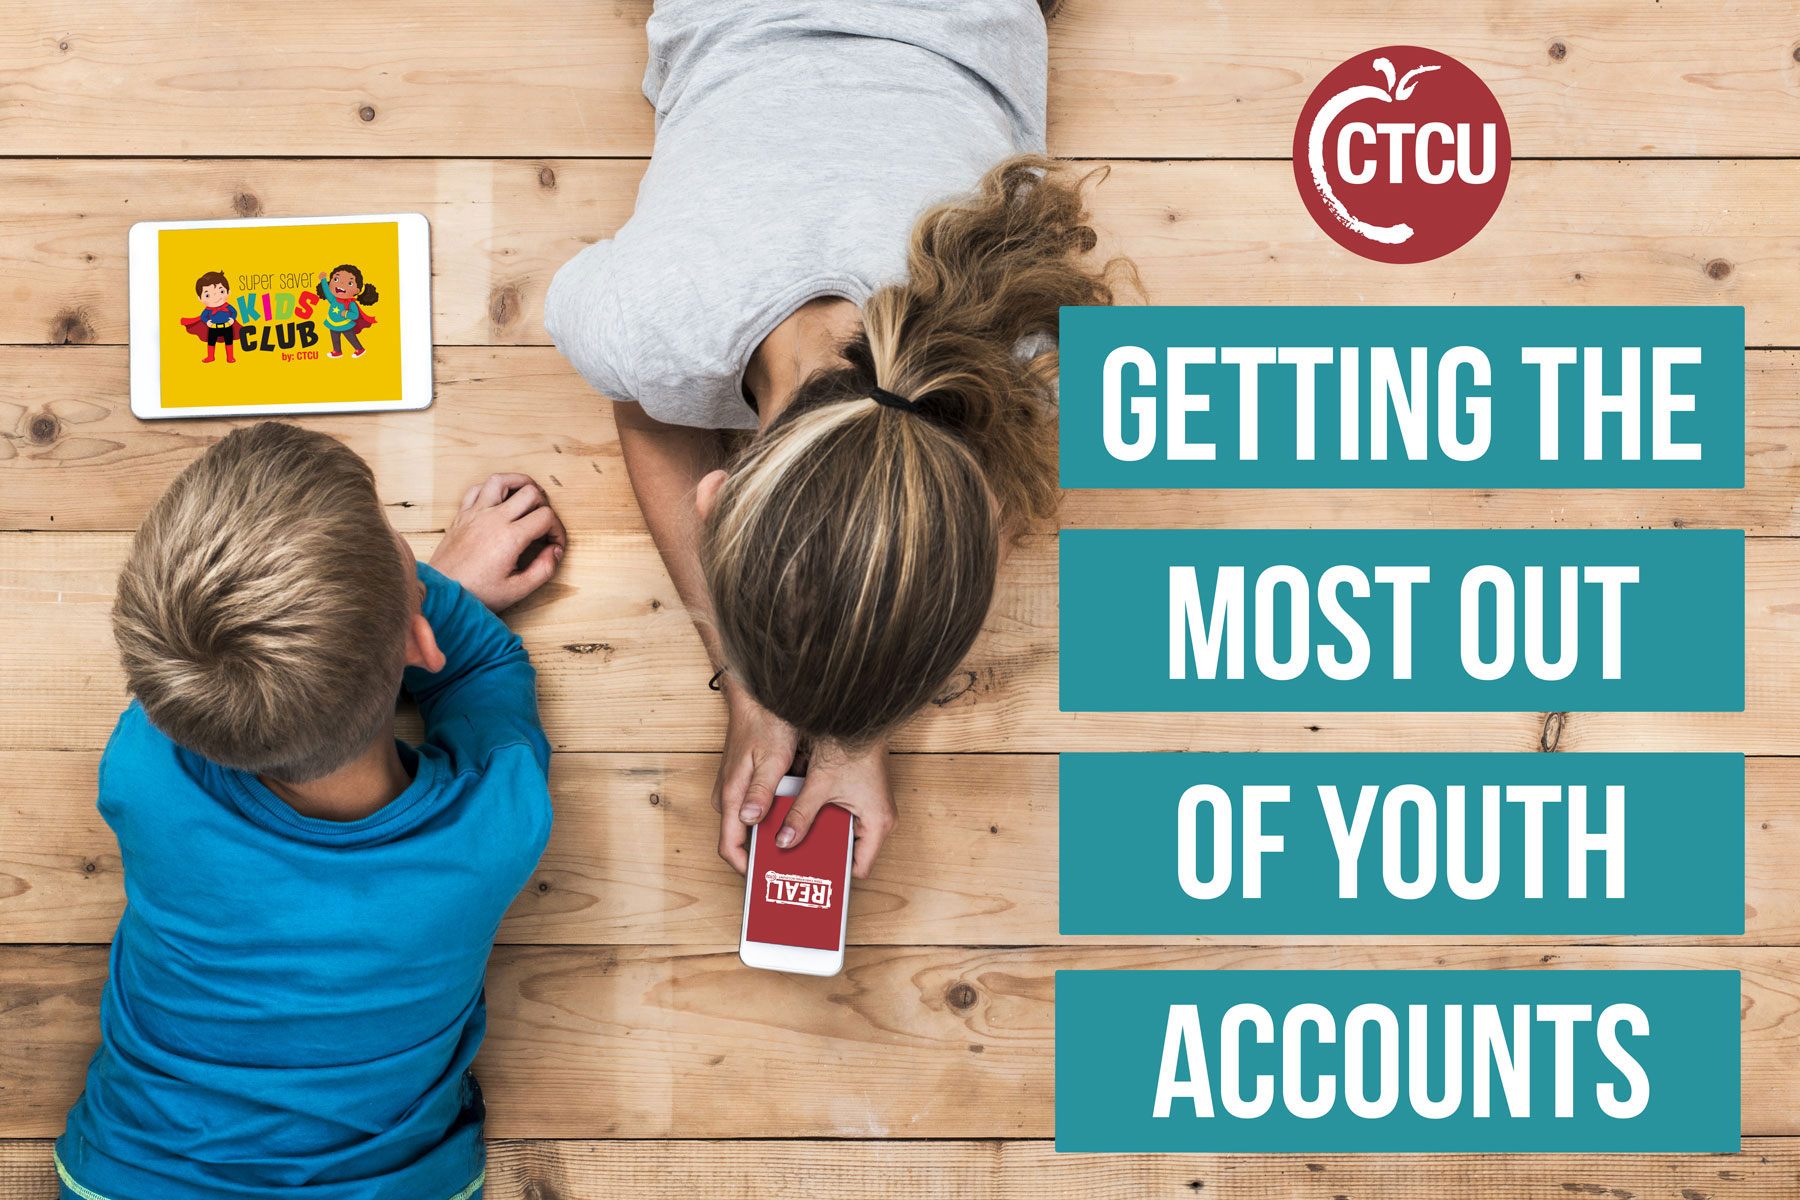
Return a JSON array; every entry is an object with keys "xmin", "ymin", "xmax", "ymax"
[{"xmin": 544, "ymin": 0, "xmax": 1133, "ymax": 876}]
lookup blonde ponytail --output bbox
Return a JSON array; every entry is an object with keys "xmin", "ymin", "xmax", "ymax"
[
  {"xmin": 701, "ymin": 155, "xmax": 1138, "ymax": 746},
  {"xmin": 861, "ymin": 154, "xmax": 1136, "ymax": 524}
]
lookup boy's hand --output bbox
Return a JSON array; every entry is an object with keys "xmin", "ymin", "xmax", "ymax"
[{"xmin": 430, "ymin": 473, "xmax": 567, "ymax": 612}]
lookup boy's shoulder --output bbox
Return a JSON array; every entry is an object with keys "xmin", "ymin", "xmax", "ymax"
[
  {"xmin": 101, "ymin": 701, "xmax": 232, "ymax": 796},
  {"xmin": 104, "ymin": 700, "xmax": 173, "ymax": 764},
  {"xmin": 96, "ymin": 702, "xmax": 220, "ymax": 826},
  {"xmin": 414, "ymin": 734, "xmax": 553, "ymax": 867},
  {"xmin": 426, "ymin": 716, "xmax": 552, "ymax": 794}
]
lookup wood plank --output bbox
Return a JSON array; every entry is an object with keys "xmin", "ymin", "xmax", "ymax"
[
  {"xmin": 1092, "ymin": 159, "xmax": 1797, "ymax": 345},
  {"xmin": 4, "ymin": 159, "xmax": 1800, "ymax": 348},
  {"xmin": 0, "ymin": 946, "xmax": 110, "ymax": 1140},
  {"xmin": 0, "ymin": 348, "xmax": 632, "ymax": 535},
  {"xmin": 0, "ymin": 160, "xmax": 639, "ymax": 349},
  {"xmin": 4, "ymin": 345, "xmax": 1796, "ymax": 537},
  {"xmin": 1051, "ymin": 1, "xmax": 1800, "ymax": 159},
  {"xmin": 1, "ymin": 2, "xmax": 655, "ymax": 159},
  {"xmin": 9, "ymin": 3, "xmax": 1800, "ymax": 158},
  {"xmin": 0, "ymin": 944, "xmax": 1794, "ymax": 1138},
  {"xmin": 4, "ymin": 751, "xmax": 1792, "ymax": 948},
  {"xmin": 4, "ymin": 1137, "xmax": 1800, "ymax": 1200},
  {"xmin": 486, "ymin": 1137, "xmax": 1800, "ymax": 1200},
  {"xmin": 1, "ymin": 532, "xmax": 1791, "ymax": 755}
]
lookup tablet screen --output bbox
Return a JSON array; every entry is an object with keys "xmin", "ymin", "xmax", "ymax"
[{"xmin": 156, "ymin": 219, "xmax": 404, "ymax": 408}]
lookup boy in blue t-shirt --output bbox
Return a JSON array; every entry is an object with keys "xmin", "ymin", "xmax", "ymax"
[{"xmin": 55, "ymin": 422, "xmax": 568, "ymax": 1200}]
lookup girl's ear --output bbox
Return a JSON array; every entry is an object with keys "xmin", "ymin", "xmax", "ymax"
[{"xmin": 695, "ymin": 468, "xmax": 728, "ymax": 521}]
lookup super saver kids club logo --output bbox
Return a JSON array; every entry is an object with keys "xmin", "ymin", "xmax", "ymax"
[{"xmin": 1293, "ymin": 46, "xmax": 1511, "ymax": 263}]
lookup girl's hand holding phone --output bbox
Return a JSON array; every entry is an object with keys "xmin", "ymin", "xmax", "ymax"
[
  {"xmin": 713, "ymin": 679, "xmax": 897, "ymax": 878},
  {"xmin": 739, "ymin": 774, "xmax": 853, "ymax": 976},
  {"xmin": 713, "ymin": 677, "xmax": 802, "ymax": 874},
  {"xmin": 777, "ymin": 741, "xmax": 895, "ymax": 880}
]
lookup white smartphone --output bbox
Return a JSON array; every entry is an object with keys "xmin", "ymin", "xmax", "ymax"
[
  {"xmin": 739, "ymin": 775, "xmax": 854, "ymax": 977},
  {"xmin": 127, "ymin": 212, "xmax": 433, "ymax": 419}
]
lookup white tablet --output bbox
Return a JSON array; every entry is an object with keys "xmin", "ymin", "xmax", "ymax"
[{"xmin": 128, "ymin": 213, "xmax": 432, "ymax": 419}]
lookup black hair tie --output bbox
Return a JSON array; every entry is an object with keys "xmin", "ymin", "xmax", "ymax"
[{"xmin": 870, "ymin": 386, "xmax": 922, "ymax": 414}]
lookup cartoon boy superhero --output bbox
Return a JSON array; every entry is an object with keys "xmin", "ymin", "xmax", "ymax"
[
  {"xmin": 178, "ymin": 270, "xmax": 239, "ymax": 364},
  {"xmin": 317, "ymin": 265, "xmax": 379, "ymax": 359}
]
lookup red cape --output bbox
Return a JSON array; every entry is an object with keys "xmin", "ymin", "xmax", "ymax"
[
  {"xmin": 179, "ymin": 314, "xmax": 240, "ymax": 341},
  {"xmin": 181, "ymin": 308, "xmax": 374, "ymax": 338}
]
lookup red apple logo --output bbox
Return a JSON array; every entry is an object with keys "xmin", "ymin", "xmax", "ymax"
[{"xmin": 1293, "ymin": 47, "xmax": 1510, "ymax": 263}]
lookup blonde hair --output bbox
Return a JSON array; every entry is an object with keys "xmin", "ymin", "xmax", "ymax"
[
  {"xmin": 113, "ymin": 422, "xmax": 412, "ymax": 782},
  {"xmin": 701, "ymin": 155, "xmax": 1137, "ymax": 746}
]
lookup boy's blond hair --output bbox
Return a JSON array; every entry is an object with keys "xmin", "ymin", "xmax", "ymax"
[{"xmin": 113, "ymin": 422, "xmax": 412, "ymax": 783}]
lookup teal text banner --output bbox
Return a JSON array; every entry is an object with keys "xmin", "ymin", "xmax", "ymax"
[
  {"xmin": 1059, "ymin": 753, "xmax": 1744, "ymax": 935},
  {"xmin": 1059, "ymin": 529, "xmax": 1744, "ymax": 712},
  {"xmin": 1058, "ymin": 306, "xmax": 1745, "ymax": 488},
  {"xmin": 1056, "ymin": 970, "xmax": 1740, "ymax": 1152}
]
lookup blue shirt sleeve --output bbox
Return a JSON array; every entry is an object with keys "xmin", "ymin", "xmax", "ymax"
[{"xmin": 403, "ymin": 562, "xmax": 551, "ymax": 775}]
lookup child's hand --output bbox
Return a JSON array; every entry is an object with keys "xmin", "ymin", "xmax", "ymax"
[{"xmin": 430, "ymin": 473, "xmax": 567, "ymax": 612}]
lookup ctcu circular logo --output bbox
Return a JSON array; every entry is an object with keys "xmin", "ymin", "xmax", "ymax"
[{"xmin": 1293, "ymin": 46, "xmax": 1510, "ymax": 263}]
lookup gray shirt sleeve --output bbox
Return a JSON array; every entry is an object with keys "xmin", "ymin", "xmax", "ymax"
[{"xmin": 544, "ymin": 239, "xmax": 639, "ymax": 406}]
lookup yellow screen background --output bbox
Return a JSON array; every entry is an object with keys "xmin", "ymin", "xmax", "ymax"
[{"xmin": 157, "ymin": 221, "xmax": 403, "ymax": 408}]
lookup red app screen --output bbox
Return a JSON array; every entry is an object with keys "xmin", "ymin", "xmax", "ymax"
[{"xmin": 745, "ymin": 795, "xmax": 851, "ymax": 951}]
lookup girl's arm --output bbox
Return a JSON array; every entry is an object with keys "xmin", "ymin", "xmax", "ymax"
[
  {"xmin": 613, "ymin": 399, "xmax": 803, "ymax": 872},
  {"xmin": 613, "ymin": 398, "xmax": 727, "ymax": 664}
]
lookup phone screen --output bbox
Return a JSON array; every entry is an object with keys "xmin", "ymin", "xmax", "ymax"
[{"xmin": 745, "ymin": 794, "xmax": 852, "ymax": 951}]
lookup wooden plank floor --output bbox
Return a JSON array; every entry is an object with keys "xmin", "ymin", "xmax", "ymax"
[
  {"xmin": 2, "ymin": 3, "xmax": 1795, "ymax": 1196},
  {"xmin": 12, "ymin": 2, "xmax": 1800, "ymax": 157},
  {"xmin": 5, "ymin": 1139, "xmax": 1800, "ymax": 1200},
  {"xmin": 6, "ymin": 160, "xmax": 1800, "ymax": 350}
]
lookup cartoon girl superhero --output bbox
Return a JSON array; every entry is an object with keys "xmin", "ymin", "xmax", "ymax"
[
  {"xmin": 178, "ymin": 270, "xmax": 239, "ymax": 364},
  {"xmin": 317, "ymin": 265, "xmax": 379, "ymax": 358}
]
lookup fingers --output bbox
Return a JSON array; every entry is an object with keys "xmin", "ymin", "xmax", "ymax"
[
  {"xmin": 775, "ymin": 781, "xmax": 828, "ymax": 850},
  {"xmin": 738, "ymin": 755, "xmax": 788, "ymax": 827},
  {"xmin": 499, "ymin": 481, "xmax": 547, "ymax": 519},
  {"xmin": 513, "ymin": 541, "xmax": 562, "ymax": 595},
  {"xmin": 850, "ymin": 806, "xmax": 895, "ymax": 879},
  {"xmin": 715, "ymin": 745, "xmax": 756, "ymax": 824},
  {"xmin": 460, "ymin": 482, "xmax": 482, "ymax": 511},
  {"xmin": 494, "ymin": 482, "xmax": 569, "ymax": 563},
  {"xmin": 537, "ymin": 500, "xmax": 569, "ymax": 548},
  {"xmin": 474, "ymin": 472, "xmax": 534, "ymax": 509},
  {"xmin": 713, "ymin": 757, "xmax": 752, "ymax": 873},
  {"xmin": 718, "ymin": 803, "xmax": 751, "ymax": 874},
  {"xmin": 510, "ymin": 498, "xmax": 568, "ymax": 551}
]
